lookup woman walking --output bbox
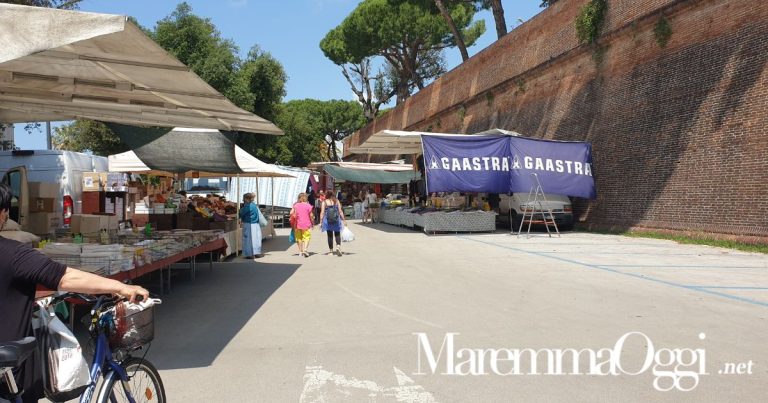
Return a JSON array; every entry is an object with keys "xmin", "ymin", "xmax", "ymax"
[
  {"xmin": 290, "ymin": 193, "xmax": 315, "ymax": 257},
  {"xmin": 320, "ymin": 190, "xmax": 347, "ymax": 256},
  {"xmin": 366, "ymin": 189, "xmax": 379, "ymax": 223},
  {"xmin": 239, "ymin": 193, "xmax": 263, "ymax": 260}
]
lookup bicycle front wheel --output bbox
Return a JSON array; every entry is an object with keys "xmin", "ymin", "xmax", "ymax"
[{"xmin": 96, "ymin": 357, "xmax": 166, "ymax": 403}]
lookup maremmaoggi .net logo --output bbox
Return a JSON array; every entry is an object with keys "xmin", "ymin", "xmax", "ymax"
[{"xmin": 412, "ymin": 332, "xmax": 751, "ymax": 392}]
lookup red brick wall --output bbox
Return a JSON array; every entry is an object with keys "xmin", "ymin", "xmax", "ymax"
[{"xmin": 345, "ymin": 0, "xmax": 768, "ymax": 239}]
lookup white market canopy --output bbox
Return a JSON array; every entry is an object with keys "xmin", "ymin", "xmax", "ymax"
[
  {"xmin": 0, "ymin": 4, "xmax": 283, "ymax": 135},
  {"xmin": 309, "ymin": 161, "xmax": 420, "ymax": 184},
  {"xmin": 347, "ymin": 128, "xmax": 522, "ymax": 155},
  {"xmin": 109, "ymin": 143, "xmax": 294, "ymax": 178}
]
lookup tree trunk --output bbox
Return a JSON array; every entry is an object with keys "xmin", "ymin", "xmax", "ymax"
[
  {"xmin": 435, "ymin": 0, "xmax": 469, "ymax": 61},
  {"xmin": 490, "ymin": 0, "xmax": 507, "ymax": 39}
]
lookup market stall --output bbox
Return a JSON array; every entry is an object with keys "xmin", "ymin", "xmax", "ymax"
[
  {"xmin": 347, "ymin": 128, "xmax": 597, "ymax": 234},
  {"xmin": 310, "ymin": 161, "xmax": 421, "ymax": 219},
  {"xmin": 1, "ymin": 4, "xmax": 290, "ymax": 292},
  {"xmin": 36, "ymin": 231, "xmax": 228, "ymax": 296},
  {"xmin": 106, "ymin": 128, "xmax": 295, "ymax": 255}
]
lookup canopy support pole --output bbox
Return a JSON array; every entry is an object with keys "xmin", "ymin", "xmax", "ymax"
[
  {"xmin": 236, "ymin": 174, "xmax": 241, "ymax": 256},
  {"xmin": 269, "ymin": 176, "xmax": 275, "ymax": 217}
]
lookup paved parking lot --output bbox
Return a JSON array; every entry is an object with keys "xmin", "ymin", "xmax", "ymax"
[{"xmin": 146, "ymin": 222, "xmax": 768, "ymax": 402}]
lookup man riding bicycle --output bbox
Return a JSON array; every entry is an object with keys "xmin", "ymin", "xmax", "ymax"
[{"xmin": 0, "ymin": 184, "xmax": 149, "ymax": 403}]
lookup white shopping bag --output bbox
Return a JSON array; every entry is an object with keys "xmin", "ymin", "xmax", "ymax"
[
  {"xmin": 35, "ymin": 301, "xmax": 90, "ymax": 401},
  {"xmin": 341, "ymin": 225, "xmax": 355, "ymax": 242}
]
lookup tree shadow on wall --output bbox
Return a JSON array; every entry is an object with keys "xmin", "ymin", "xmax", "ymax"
[{"xmin": 492, "ymin": 26, "xmax": 766, "ymax": 232}]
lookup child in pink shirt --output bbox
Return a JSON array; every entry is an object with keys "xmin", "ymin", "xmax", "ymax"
[{"xmin": 290, "ymin": 193, "xmax": 315, "ymax": 257}]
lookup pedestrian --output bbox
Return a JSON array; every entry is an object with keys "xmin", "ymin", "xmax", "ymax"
[
  {"xmin": 0, "ymin": 184, "xmax": 149, "ymax": 403},
  {"xmin": 315, "ymin": 191, "xmax": 326, "ymax": 225},
  {"xmin": 366, "ymin": 188, "xmax": 379, "ymax": 223},
  {"xmin": 290, "ymin": 193, "xmax": 315, "ymax": 257},
  {"xmin": 320, "ymin": 190, "xmax": 347, "ymax": 256},
  {"xmin": 239, "ymin": 192, "xmax": 263, "ymax": 260},
  {"xmin": 362, "ymin": 188, "xmax": 370, "ymax": 224}
]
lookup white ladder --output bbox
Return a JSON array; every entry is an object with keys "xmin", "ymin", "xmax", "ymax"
[{"xmin": 516, "ymin": 173, "xmax": 560, "ymax": 238}]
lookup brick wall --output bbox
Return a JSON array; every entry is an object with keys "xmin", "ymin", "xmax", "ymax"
[{"xmin": 345, "ymin": 0, "xmax": 768, "ymax": 240}]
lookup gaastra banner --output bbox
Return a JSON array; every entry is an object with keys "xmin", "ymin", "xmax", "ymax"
[
  {"xmin": 422, "ymin": 135, "xmax": 511, "ymax": 194},
  {"xmin": 508, "ymin": 136, "xmax": 595, "ymax": 199},
  {"xmin": 422, "ymin": 135, "xmax": 596, "ymax": 199}
]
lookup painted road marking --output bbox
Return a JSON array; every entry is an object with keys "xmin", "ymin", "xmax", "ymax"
[
  {"xmin": 300, "ymin": 364, "xmax": 437, "ymax": 403},
  {"xmin": 336, "ymin": 281, "xmax": 442, "ymax": 329},
  {"xmin": 459, "ymin": 236, "xmax": 768, "ymax": 308}
]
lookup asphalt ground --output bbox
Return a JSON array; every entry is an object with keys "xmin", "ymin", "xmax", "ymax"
[{"xmin": 136, "ymin": 221, "xmax": 767, "ymax": 402}]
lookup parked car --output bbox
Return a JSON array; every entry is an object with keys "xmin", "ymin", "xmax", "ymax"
[{"xmin": 498, "ymin": 193, "xmax": 574, "ymax": 231}]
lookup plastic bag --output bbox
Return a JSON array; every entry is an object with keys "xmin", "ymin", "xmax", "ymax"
[
  {"xmin": 258, "ymin": 208, "xmax": 268, "ymax": 228},
  {"xmin": 34, "ymin": 301, "xmax": 90, "ymax": 401},
  {"xmin": 288, "ymin": 228, "xmax": 296, "ymax": 244},
  {"xmin": 341, "ymin": 226, "xmax": 355, "ymax": 242}
]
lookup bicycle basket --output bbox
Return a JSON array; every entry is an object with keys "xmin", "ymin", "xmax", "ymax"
[{"xmin": 108, "ymin": 301, "xmax": 155, "ymax": 350}]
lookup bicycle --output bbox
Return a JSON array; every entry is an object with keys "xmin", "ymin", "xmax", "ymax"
[{"xmin": 0, "ymin": 293, "xmax": 166, "ymax": 403}]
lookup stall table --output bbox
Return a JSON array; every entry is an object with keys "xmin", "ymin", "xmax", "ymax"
[{"xmin": 380, "ymin": 209, "xmax": 496, "ymax": 234}]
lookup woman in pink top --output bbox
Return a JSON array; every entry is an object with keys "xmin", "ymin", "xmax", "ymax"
[{"xmin": 290, "ymin": 193, "xmax": 315, "ymax": 257}]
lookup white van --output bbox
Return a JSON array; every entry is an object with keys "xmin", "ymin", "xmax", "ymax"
[
  {"xmin": 498, "ymin": 193, "xmax": 574, "ymax": 230},
  {"xmin": 0, "ymin": 150, "xmax": 108, "ymax": 232}
]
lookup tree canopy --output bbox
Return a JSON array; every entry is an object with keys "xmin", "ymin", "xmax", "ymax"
[
  {"xmin": 153, "ymin": 2, "xmax": 239, "ymax": 96},
  {"xmin": 321, "ymin": 0, "xmax": 484, "ymax": 104},
  {"xmin": 243, "ymin": 99, "xmax": 366, "ymax": 166},
  {"xmin": 52, "ymin": 120, "xmax": 130, "ymax": 156}
]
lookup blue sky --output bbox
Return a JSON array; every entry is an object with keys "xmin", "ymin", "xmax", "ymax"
[{"xmin": 13, "ymin": 0, "xmax": 544, "ymax": 149}]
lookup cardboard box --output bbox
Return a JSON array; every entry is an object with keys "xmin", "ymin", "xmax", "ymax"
[
  {"xmin": 82, "ymin": 173, "xmax": 102, "ymax": 191},
  {"xmin": 78, "ymin": 215, "xmax": 103, "ymax": 235},
  {"xmin": 70, "ymin": 214, "xmax": 116, "ymax": 234},
  {"xmin": 28, "ymin": 182, "xmax": 59, "ymax": 198},
  {"xmin": 26, "ymin": 212, "xmax": 60, "ymax": 235},
  {"xmin": 30, "ymin": 197, "xmax": 55, "ymax": 213},
  {"xmin": 107, "ymin": 214, "xmax": 119, "ymax": 231}
]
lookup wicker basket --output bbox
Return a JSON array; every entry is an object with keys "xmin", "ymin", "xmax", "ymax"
[{"xmin": 109, "ymin": 302, "xmax": 155, "ymax": 350}]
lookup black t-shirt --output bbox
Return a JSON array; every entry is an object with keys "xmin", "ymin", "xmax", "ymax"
[{"xmin": 0, "ymin": 238, "xmax": 67, "ymax": 343}]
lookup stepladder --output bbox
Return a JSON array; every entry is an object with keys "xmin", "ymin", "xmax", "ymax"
[{"xmin": 516, "ymin": 173, "xmax": 560, "ymax": 238}]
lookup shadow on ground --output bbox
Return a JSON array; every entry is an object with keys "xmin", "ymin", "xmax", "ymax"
[{"xmin": 144, "ymin": 260, "xmax": 300, "ymax": 370}]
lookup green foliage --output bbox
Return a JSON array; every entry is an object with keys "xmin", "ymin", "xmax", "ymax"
[
  {"xmin": 153, "ymin": 2, "xmax": 239, "ymax": 95},
  {"xmin": 515, "ymin": 79, "xmax": 526, "ymax": 95},
  {"xmin": 575, "ymin": 0, "xmax": 607, "ymax": 44},
  {"xmin": 321, "ymin": 0, "xmax": 484, "ymax": 104},
  {"xmin": 592, "ymin": 44, "xmax": 608, "ymax": 64},
  {"xmin": 653, "ymin": 15, "xmax": 672, "ymax": 48},
  {"xmin": 485, "ymin": 91, "xmax": 494, "ymax": 107},
  {"xmin": 457, "ymin": 104, "xmax": 466, "ymax": 121},
  {"xmin": 227, "ymin": 46, "xmax": 288, "ymax": 122},
  {"xmin": 52, "ymin": 120, "xmax": 129, "ymax": 156},
  {"xmin": 240, "ymin": 100, "xmax": 365, "ymax": 165}
]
